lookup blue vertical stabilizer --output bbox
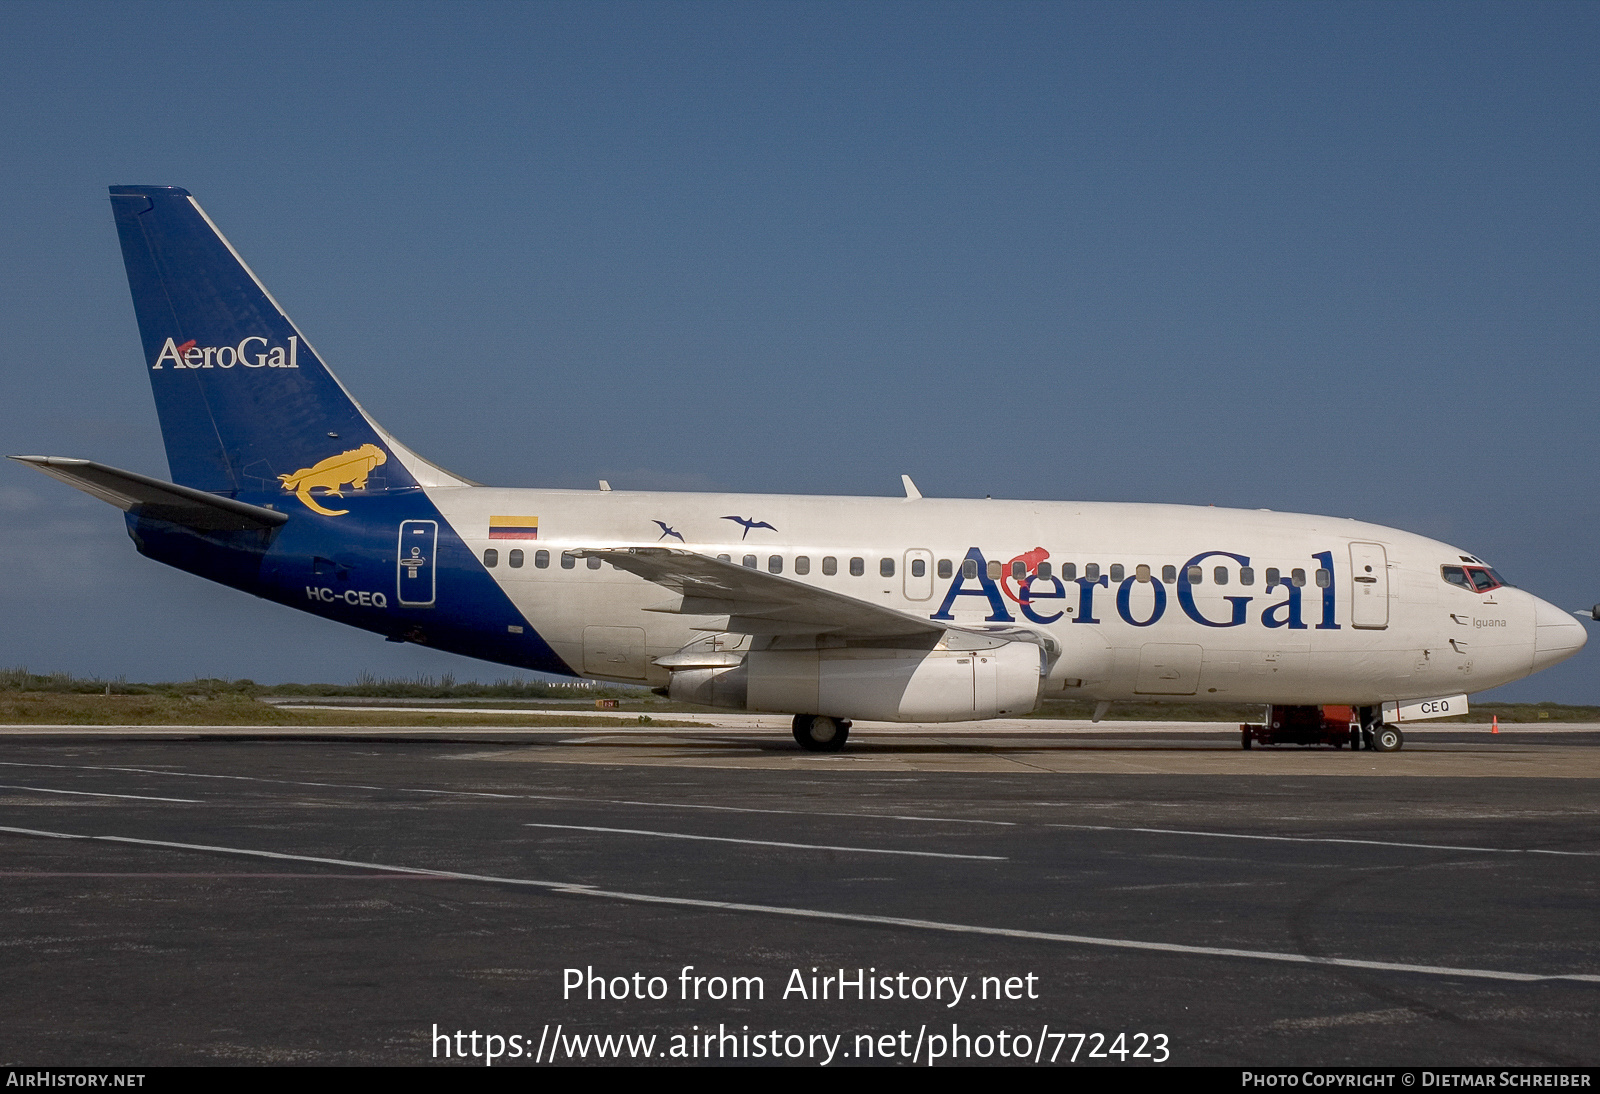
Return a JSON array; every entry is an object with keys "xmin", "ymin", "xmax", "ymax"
[{"xmin": 109, "ymin": 185, "xmax": 417, "ymax": 498}]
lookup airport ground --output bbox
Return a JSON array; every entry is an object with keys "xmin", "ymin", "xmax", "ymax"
[{"xmin": 0, "ymin": 717, "xmax": 1596, "ymax": 1067}]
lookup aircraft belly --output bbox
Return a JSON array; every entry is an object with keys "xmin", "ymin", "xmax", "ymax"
[{"xmin": 498, "ymin": 575, "xmax": 694, "ymax": 686}]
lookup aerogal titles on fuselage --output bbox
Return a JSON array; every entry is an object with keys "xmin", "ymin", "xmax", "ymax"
[
  {"xmin": 931, "ymin": 547, "xmax": 1340, "ymax": 632},
  {"xmin": 150, "ymin": 335, "xmax": 300, "ymax": 369}
]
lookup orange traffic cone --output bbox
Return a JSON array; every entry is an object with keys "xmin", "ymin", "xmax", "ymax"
[{"xmin": 1492, "ymin": 715, "xmax": 1499, "ymax": 734}]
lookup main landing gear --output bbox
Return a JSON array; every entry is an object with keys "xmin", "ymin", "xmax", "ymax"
[{"xmin": 793, "ymin": 714, "xmax": 851, "ymax": 753}]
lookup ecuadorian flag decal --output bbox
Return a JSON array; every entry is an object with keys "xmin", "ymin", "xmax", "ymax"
[{"xmin": 489, "ymin": 516, "xmax": 539, "ymax": 541}]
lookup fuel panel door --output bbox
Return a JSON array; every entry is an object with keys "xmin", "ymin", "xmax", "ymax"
[
  {"xmin": 1135, "ymin": 643, "xmax": 1202, "ymax": 695},
  {"xmin": 1349, "ymin": 542, "xmax": 1389, "ymax": 629},
  {"xmin": 397, "ymin": 520, "xmax": 437, "ymax": 607}
]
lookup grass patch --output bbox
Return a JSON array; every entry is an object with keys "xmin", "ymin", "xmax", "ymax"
[
  {"xmin": 0, "ymin": 666, "xmax": 643, "ymax": 702},
  {"xmin": 0, "ymin": 692, "xmax": 690, "ymax": 728}
]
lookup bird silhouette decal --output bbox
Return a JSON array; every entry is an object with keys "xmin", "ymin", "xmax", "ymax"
[
  {"xmin": 652, "ymin": 520, "xmax": 685, "ymax": 542},
  {"xmin": 722, "ymin": 515, "xmax": 778, "ymax": 540}
]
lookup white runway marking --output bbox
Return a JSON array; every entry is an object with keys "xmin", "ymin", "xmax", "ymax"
[
  {"xmin": 1, "ymin": 823, "xmax": 1595, "ymax": 986},
  {"xmin": 0, "ymin": 761, "xmax": 1010, "ymax": 825},
  {"xmin": 0, "ymin": 784, "xmax": 201, "ymax": 804},
  {"xmin": 1048, "ymin": 823, "xmax": 1600, "ymax": 857},
  {"xmin": 519, "ymin": 795, "xmax": 1015, "ymax": 826},
  {"xmin": 524, "ymin": 822, "xmax": 1006, "ymax": 860}
]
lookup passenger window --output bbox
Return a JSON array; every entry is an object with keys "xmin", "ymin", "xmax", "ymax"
[
  {"xmin": 1315, "ymin": 568, "xmax": 1331, "ymax": 588},
  {"xmin": 1135, "ymin": 564, "xmax": 1150, "ymax": 583},
  {"xmin": 1291, "ymin": 568, "xmax": 1306, "ymax": 587},
  {"xmin": 987, "ymin": 560, "xmax": 1002, "ymax": 580},
  {"xmin": 1161, "ymin": 565, "xmax": 1176, "ymax": 584},
  {"xmin": 1062, "ymin": 563, "xmax": 1077, "ymax": 581},
  {"xmin": 509, "ymin": 549, "xmax": 524, "ymax": 568},
  {"xmin": 587, "ymin": 556, "xmax": 602, "ymax": 570},
  {"xmin": 1265, "ymin": 567, "xmax": 1280, "ymax": 588},
  {"xmin": 962, "ymin": 559, "xmax": 978, "ymax": 579},
  {"xmin": 911, "ymin": 558, "xmax": 925, "ymax": 578},
  {"xmin": 1239, "ymin": 566, "xmax": 1254, "ymax": 585},
  {"xmin": 850, "ymin": 557, "xmax": 865, "ymax": 577},
  {"xmin": 795, "ymin": 556, "xmax": 810, "ymax": 575},
  {"xmin": 483, "ymin": 548, "xmax": 499, "ymax": 567},
  {"xmin": 881, "ymin": 558, "xmax": 895, "ymax": 578},
  {"xmin": 938, "ymin": 559, "xmax": 953, "ymax": 579},
  {"xmin": 1085, "ymin": 563, "xmax": 1100, "ymax": 581},
  {"xmin": 1186, "ymin": 566, "xmax": 1203, "ymax": 584},
  {"xmin": 717, "ymin": 553, "xmax": 731, "ymax": 563},
  {"xmin": 1037, "ymin": 561, "xmax": 1052, "ymax": 580},
  {"xmin": 534, "ymin": 549, "xmax": 549, "ymax": 569},
  {"xmin": 1011, "ymin": 560, "xmax": 1025, "ymax": 581},
  {"xmin": 822, "ymin": 556, "xmax": 838, "ymax": 576},
  {"xmin": 1110, "ymin": 564, "xmax": 1125, "ymax": 583},
  {"xmin": 561, "ymin": 552, "xmax": 576, "ymax": 569},
  {"xmin": 743, "ymin": 554, "xmax": 757, "ymax": 569},
  {"xmin": 768, "ymin": 555, "xmax": 783, "ymax": 574},
  {"xmin": 1213, "ymin": 566, "xmax": 1228, "ymax": 586}
]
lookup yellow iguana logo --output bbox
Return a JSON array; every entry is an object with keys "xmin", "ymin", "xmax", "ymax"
[{"xmin": 278, "ymin": 444, "xmax": 387, "ymax": 516}]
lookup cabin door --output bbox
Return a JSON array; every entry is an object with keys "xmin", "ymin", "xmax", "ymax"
[{"xmin": 1348, "ymin": 542, "xmax": 1389, "ymax": 629}]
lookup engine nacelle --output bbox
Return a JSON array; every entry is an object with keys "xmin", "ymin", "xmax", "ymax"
[{"xmin": 668, "ymin": 642, "xmax": 1043, "ymax": 722}]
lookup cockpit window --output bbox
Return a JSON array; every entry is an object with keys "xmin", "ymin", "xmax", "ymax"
[{"xmin": 1442, "ymin": 564, "xmax": 1507, "ymax": 593}]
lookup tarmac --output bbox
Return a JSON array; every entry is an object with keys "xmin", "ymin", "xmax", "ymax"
[{"xmin": 0, "ymin": 717, "xmax": 1595, "ymax": 1066}]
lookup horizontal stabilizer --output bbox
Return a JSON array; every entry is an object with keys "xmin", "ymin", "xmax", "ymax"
[{"xmin": 10, "ymin": 456, "xmax": 288, "ymax": 531}]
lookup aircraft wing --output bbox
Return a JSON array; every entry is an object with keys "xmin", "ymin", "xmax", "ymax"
[
  {"xmin": 574, "ymin": 547, "xmax": 946, "ymax": 639},
  {"xmin": 10, "ymin": 456, "xmax": 288, "ymax": 531}
]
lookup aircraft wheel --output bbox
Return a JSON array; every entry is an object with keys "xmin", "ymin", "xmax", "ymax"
[
  {"xmin": 793, "ymin": 714, "xmax": 850, "ymax": 753},
  {"xmin": 1241, "ymin": 730, "xmax": 1252, "ymax": 750},
  {"xmin": 1373, "ymin": 724, "xmax": 1404, "ymax": 752}
]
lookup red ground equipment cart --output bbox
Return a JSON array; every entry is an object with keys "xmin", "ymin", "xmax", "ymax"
[{"xmin": 1241, "ymin": 705, "xmax": 1360, "ymax": 749}]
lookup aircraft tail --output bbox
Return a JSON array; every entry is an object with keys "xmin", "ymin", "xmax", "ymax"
[{"xmin": 109, "ymin": 186, "xmax": 467, "ymax": 498}]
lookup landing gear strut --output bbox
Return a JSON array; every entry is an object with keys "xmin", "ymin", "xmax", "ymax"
[{"xmin": 793, "ymin": 714, "xmax": 851, "ymax": 753}]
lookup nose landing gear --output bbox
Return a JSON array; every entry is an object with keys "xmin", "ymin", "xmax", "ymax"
[{"xmin": 1357, "ymin": 705, "xmax": 1405, "ymax": 751}]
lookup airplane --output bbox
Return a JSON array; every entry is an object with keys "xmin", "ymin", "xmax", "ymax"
[{"xmin": 10, "ymin": 186, "xmax": 1591, "ymax": 753}]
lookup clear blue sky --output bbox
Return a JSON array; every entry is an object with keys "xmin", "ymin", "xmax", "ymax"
[{"xmin": 2, "ymin": 1, "xmax": 1596, "ymax": 699}]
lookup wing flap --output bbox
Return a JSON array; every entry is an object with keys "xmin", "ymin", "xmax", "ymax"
[{"xmin": 574, "ymin": 547, "xmax": 944, "ymax": 639}]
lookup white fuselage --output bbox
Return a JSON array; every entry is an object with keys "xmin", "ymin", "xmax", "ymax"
[{"xmin": 428, "ymin": 487, "xmax": 1585, "ymax": 708}]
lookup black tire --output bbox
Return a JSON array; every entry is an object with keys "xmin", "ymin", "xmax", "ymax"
[
  {"xmin": 1241, "ymin": 729, "xmax": 1252, "ymax": 750},
  {"xmin": 793, "ymin": 714, "xmax": 850, "ymax": 753},
  {"xmin": 1373, "ymin": 724, "xmax": 1404, "ymax": 752}
]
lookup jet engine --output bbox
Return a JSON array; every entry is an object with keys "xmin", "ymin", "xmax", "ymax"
[{"xmin": 662, "ymin": 636, "xmax": 1045, "ymax": 722}]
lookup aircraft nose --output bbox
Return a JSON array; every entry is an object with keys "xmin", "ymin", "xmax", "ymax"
[{"xmin": 1531, "ymin": 595, "xmax": 1588, "ymax": 672}]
